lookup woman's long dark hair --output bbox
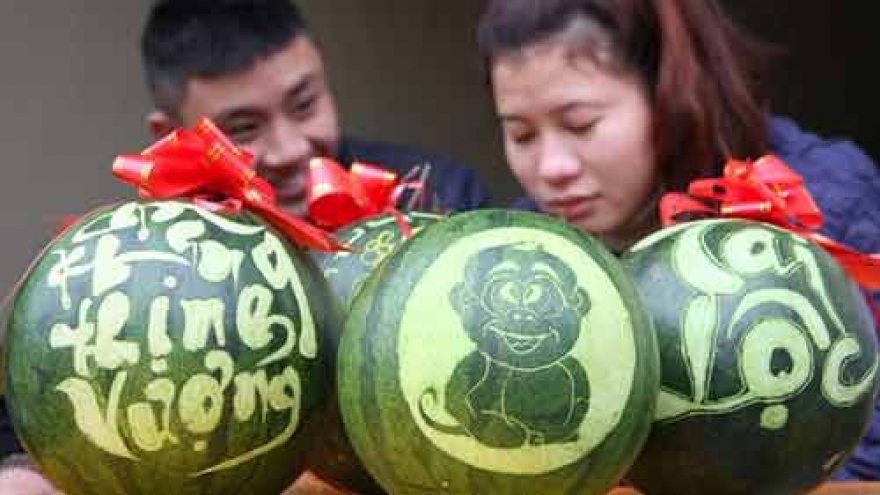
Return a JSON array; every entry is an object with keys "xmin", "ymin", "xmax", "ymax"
[{"xmin": 478, "ymin": 0, "xmax": 771, "ymax": 190}]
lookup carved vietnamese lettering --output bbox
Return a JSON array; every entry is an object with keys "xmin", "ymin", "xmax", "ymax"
[
  {"xmin": 650, "ymin": 221, "xmax": 878, "ymax": 425},
  {"xmin": 42, "ymin": 202, "xmax": 316, "ymax": 475}
]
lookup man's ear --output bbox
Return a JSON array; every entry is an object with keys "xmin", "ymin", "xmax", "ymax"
[{"xmin": 146, "ymin": 110, "xmax": 176, "ymax": 138}]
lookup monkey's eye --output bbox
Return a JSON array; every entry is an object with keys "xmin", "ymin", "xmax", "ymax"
[
  {"xmin": 498, "ymin": 281, "xmax": 520, "ymax": 305},
  {"xmin": 523, "ymin": 283, "xmax": 544, "ymax": 305},
  {"xmin": 528, "ymin": 277, "xmax": 565, "ymax": 314},
  {"xmin": 482, "ymin": 278, "xmax": 520, "ymax": 312}
]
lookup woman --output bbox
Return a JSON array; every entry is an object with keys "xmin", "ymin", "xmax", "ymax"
[{"xmin": 477, "ymin": 0, "xmax": 880, "ymax": 480}]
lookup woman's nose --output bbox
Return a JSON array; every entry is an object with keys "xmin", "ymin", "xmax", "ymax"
[{"xmin": 536, "ymin": 134, "xmax": 581, "ymax": 184}]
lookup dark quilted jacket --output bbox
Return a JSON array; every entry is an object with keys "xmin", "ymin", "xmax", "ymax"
[{"xmin": 770, "ymin": 117, "xmax": 880, "ymax": 481}]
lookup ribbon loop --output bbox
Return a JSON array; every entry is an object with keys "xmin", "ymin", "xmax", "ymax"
[
  {"xmin": 112, "ymin": 118, "xmax": 345, "ymax": 252},
  {"xmin": 661, "ymin": 155, "xmax": 880, "ymax": 289},
  {"xmin": 307, "ymin": 158, "xmax": 426, "ymax": 236}
]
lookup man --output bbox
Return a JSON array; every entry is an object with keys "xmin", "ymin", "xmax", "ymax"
[{"xmin": 142, "ymin": 0, "xmax": 491, "ymax": 217}]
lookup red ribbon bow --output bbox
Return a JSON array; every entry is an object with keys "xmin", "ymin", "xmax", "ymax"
[
  {"xmin": 307, "ymin": 158, "xmax": 427, "ymax": 236},
  {"xmin": 112, "ymin": 118, "xmax": 345, "ymax": 252},
  {"xmin": 661, "ymin": 155, "xmax": 880, "ymax": 290}
]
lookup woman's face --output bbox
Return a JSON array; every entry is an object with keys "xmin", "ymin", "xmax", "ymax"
[{"xmin": 492, "ymin": 41, "xmax": 660, "ymax": 250}]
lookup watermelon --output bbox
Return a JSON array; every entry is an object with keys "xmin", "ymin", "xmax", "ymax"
[
  {"xmin": 313, "ymin": 211, "xmax": 443, "ymax": 310},
  {"xmin": 4, "ymin": 200, "xmax": 337, "ymax": 495},
  {"xmin": 307, "ymin": 211, "xmax": 442, "ymax": 495},
  {"xmin": 337, "ymin": 209, "xmax": 659, "ymax": 495},
  {"xmin": 622, "ymin": 219, "xmax": 879, "ymax": 495}
]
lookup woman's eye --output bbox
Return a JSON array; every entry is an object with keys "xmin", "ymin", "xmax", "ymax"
[
  {"xmin": 568, "ymin": 121, "xmax": 597, "ymax": 136},
  {"xmin": 509, "ymin": 131, "xmax": 536, "ymax": 145}
]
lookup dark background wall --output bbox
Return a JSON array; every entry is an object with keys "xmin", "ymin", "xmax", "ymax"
[
  {"xmin": 0, "ymin": 1, "xmax": 877, "ymax": 320},
  {"xmin": 723, "ymin": 2, "xmax": 880, "ymax": 158}
]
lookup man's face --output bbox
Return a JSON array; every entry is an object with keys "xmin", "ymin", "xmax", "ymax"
[{"xmin": 168, "ymin": 35, "xmax": 341, "ymax": 215}]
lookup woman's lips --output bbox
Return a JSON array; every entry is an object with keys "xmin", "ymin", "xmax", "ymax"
[{"xmin": 546, "ymin": 196, "xmax": 597, "ymax": 222}]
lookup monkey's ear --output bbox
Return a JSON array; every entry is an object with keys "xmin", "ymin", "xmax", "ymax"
[
  {"xmin": 573, "ymin": 287, "xmax": 591, "ymax": 315},
  {"xmin": 449, "ymin": 283, "xmax": 475, "ymax": 312},
  {"xmin": 450, "ymin": 284, "xmax": 464, "ymax": 310}
]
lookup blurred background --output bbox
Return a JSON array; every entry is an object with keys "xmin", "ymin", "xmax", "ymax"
[{"xmin": 0, "ymin": 1, "xmax": 878, "ymax": 320}]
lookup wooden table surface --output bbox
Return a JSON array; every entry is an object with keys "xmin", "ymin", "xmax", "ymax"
[
  {"xmin": 608, "ymin": 483, "xmax": 880, "ymax": 495},
  {"xmin": 288, "ymin": 474, "xmax": 880, "ymax": 495}
]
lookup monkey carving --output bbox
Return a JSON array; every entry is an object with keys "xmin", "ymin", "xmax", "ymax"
[{"xmin": 419, "ymin": 244, "xmax": 592, "ymax": 448}]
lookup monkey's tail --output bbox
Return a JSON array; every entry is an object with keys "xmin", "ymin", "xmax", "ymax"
[{"xmin": 418, "ymin": 388, "xmax": 469, "ymax": 437}]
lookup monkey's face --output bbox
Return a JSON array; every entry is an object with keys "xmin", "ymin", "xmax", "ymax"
[{"xmin": 452, "ymin": 246, "xmax": 590, "ymax": 370}]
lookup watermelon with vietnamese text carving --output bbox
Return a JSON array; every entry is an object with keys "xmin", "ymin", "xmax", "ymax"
[
  {"xmin": 623, "ymin": 219, "xmax": 879, "ymax": 495},
  {"xmin": 5, "ymin": 200, "xmax": 337, "ymax": 495}
]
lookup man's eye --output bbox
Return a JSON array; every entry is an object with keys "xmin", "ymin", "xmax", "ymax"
[
  {"xmin": 291, "ymin": 96, "xmax": 317, "ymax": 118},
  {"xmin": 222, "ymin": 122, "xmax": 260, "ymax": 143}
]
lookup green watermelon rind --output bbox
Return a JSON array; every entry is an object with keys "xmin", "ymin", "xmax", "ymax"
[
  {"xmin": 338, "ymin": 209, "xmax": 659, "ymax": 495},
  {"xmin": 313, "ymin": 211, "xmax": 445, "ymax": 311},
  {"xmin": 622, "ymin": 219, "xmax": 880, "ymax": 495},
  {"xmin": 4, "ymin": 200, "xmax": 339, "ymax": 495},
  {"xmin": 307, "ymin": 212, "xmax": 444, "ymax": 495}
]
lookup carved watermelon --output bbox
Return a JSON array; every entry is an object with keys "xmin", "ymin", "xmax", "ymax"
[
  {"xmin": 314, "ymin": 211, "xmax": 443, "ymax": 310},
  {"xmin": 307, "ymin": 212, "xmax": 442, "ymax": 494},
  {"xmin": 622, "ymin": 219, "xmax": 879, "ymax": 495},
  {"xmin": 4, "ymin": 200, "xmax": 337, "ymax": 495},
  {"xmin": 338, "ymin": 209, "xmax": 659, "ymax": 494}
]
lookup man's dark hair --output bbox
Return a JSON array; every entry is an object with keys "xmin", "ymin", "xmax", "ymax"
[{"xmin": 142, "ymin": 0, "xmax": 309, "ymax": 115}]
